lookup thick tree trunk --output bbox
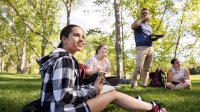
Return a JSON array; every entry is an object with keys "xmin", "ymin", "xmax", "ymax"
[
  {"xmin": 15, "ymin": 38, "xmax": 27, "ymax": 74},
  {"xmin": 114, "ymin": 0, "xmax": 122, "ymax": 78},
  {"xmin": 20, "ymin": 36, "xmax": 27, "ymax": 73},
  {"xmin": 120, "ymin": 1, "xmax": 125, "ymax": 78},
  {"xmin": 41, "ymin": 36, "xmax": 47, "ymax": 57},
  {"xmin": 0, "ymin": 53, "xmax": 4, "ymax": 72}
]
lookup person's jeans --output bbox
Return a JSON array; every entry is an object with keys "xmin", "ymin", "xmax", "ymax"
[{"xmin": 131, "ymin": 46, "xmax": 154, "ymax": 87}]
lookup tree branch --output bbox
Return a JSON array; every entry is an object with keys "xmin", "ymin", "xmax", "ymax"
[
  {"xmin": 156, "ymin": 2, "xmax": 168, "ymax": 31},
  {"xmin": 6, "ymin": 0, "xmax": 56, "ymax": 48},
  {"xmin": 0, "ymin": 41, "xmax": 17, "ymax": 68},
  {"xmin": 7, "ymin": 0, "xmax": 43, "ymax": 37}
]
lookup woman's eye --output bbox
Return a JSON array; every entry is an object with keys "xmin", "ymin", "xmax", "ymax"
[
  {"xmin": 74, "ymin": 33, "xmax": 79, "ymax": 37},
  {"xmin": 74, "ymin": 33, "xmax": 84, "ymax": 39}
]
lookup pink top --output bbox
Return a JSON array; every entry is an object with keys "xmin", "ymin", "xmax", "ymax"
[{"xmin": 85, "ymin": 56, "xmax": 111, "ymax": 72}]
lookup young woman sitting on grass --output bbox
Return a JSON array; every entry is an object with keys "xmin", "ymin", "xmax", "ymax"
[
  {"xmin": 37, "ymin": 24, "xmax": 167, "ymax": 112},
  {"xmin": 84, "ymin": 44, "xmax": 120, "ymax": 86},
  {"xmin": 164, "ymin": 58, "xmax": 192, "ymax": 89}
]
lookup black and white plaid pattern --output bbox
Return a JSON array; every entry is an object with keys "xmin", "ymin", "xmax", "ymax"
[{"xmin": 37, "ymin": 48, "xmax": 96, "ymax": 112}]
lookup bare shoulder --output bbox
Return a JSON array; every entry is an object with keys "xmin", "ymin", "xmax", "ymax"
[
  {"xmin": 183, "ymin": 68, "xmax": 190, "ymax": 73},
  {"xmin": 167, "ymin": 69, "xmax": 172, "ymax": 73}
]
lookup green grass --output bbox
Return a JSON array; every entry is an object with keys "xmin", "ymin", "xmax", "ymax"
[{"xmin": 0, "ymin": 73, "xmax": 199, "ymax": 112}]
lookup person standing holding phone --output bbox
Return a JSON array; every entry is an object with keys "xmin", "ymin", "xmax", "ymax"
[{"xmin": 131, "ymin": 8, "xmax": 163, "ymax": 90}]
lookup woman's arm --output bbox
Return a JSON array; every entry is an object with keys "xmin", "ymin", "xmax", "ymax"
[
  {"xmin": 131, "ymin": 17, "xmax": 148, "ymax": 30},
  {"xmin": 167, "ymin": 69, "xmax": 173, "ymax": 82},
  {"xmin": 85, "ymin": 57, "xmax": 100, "ymax": 77},
  {"xmin": 105, "ymin": 60, "xmax": 112, "ymax": 77},
  {"xmin": 85, "ymin": 67, "xmax": 100, "ymax": 77},
  {"xmin": 184, "ymin": 68, "xmax": 191, "ymax": 81},
  {"xmin": 52, "ymin": 57, "xmax": 97, "ymax": 106}
]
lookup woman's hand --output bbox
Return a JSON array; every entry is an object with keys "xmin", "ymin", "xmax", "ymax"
[
  {"xmin": 94, "ymin": 76, "xmax": 105, "ymax": 95},
  {"xmin": 95, "ymin": 67, "xmax": 101, "ymax": 73}
]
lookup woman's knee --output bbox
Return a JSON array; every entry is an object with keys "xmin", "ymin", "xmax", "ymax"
[
  {"xmin": 185, "ymin": 82, "xmax": 192, "ymax": 88},
  {"xmin": 164, "ymin": 82, "xmax": 170, "ymax": 86}
]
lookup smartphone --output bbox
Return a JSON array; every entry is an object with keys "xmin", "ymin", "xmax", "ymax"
[
  {"xmin": 97, "ymin": 72, "xmax": 106, "ymax": 84},
  {"xmin": 98, "ymin": 72, "xmax": 106, "ymax": 77},
  {"xmin": 151, "ymin": 34, "xmax": 164, "ymax": 37}
]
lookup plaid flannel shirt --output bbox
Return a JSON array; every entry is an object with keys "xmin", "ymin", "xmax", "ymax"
[{"xmin": 37, "ymin": 48, "xmax": 96, "ymax": 112}]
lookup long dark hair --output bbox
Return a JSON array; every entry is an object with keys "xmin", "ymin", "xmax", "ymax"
[
  {"xmin": 95, "ymin": 44, "xmax": 105, "ymax": 55},
  {"xmin": 171, "ymin": 58, "xmax": 178, "ymax": 64},
  {"xmin": 58, "ymin": 24, "xmax": 82, "ymax": 48}
]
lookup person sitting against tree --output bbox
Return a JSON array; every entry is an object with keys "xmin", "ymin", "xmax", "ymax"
[
  {"xmin": 37, "ymin": 24, "xmax": 167, "ymax": 112},
  {"xmin": 164, "ymin": 58, "xmax": 192, "ymax": 89},
  {"xmin": 84, "ymin": 44, "xmax": 119, "ymax": 86}
]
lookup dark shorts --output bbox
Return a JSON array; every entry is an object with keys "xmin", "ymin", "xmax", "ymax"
[
  {"xmin": 83, "ymin": 73, "xmax": 119, "ymax": 86},
  {"xmin": 171, "ymin": 81, "xmax": 180, "ymax": 85},
  {"xmin": 75, "ymin": 102, "xmax": 91, "ymax": 112}
]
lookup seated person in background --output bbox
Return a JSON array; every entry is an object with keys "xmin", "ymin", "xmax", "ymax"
[
  {"xmin": 84, "ymin": 44, "xmax": 119, "ymax": 86},
  {"xmin": 164, "ymin": 58, "xmax": 192, "ymax": 89}
]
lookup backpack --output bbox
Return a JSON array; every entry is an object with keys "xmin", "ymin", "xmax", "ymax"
[
  {"xmin": 149, "ymin": 68, "xmax": 166, "ymax": 87},
  {"xmin": 78, "ymin": 63, "xmax": 86, "ymax": 81},
  {"xmin": 21, "ymin": 99, "xmax": 42, "ymax": 112}
]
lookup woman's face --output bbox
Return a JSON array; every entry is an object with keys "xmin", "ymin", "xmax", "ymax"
[
  {"xmin": 98, "ymin": 45, "xmax": 109, "ymax": 56},
  {"xmin": 141, "ymin": 10, "xmax": 149, "ymax": 19},
  {"xmin": 62, "ymin": 27, "xmax": 84, "ymax": 54},
  {"xmin": 173, "ymin": 60, "xmax": 181, "ymax": 68}
]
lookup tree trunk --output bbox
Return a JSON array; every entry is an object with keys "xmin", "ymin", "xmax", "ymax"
[
  {"xmin": 14, "ymin": 35, "xmax": 21, "ymax": 73},
  {"xmin": 120, "ymin": 1, "xmax": 125, "ymax": 78},
  {"xmin": 41, "ymin": 36, "xmax": 47, "ymax": 57},
  {"xmin": 15, "ymin": 36, "xmax": 27, "ymax": 74},
  {"xmin": 114, "ymin": 0, "xmax": 122, "ymax": 78},
  {"xmin": 174, "ymin": 7, "xmax": 185, "ymax": 58},
  {"xmin": 26, "ymin": 55, "xmax": 35, "ymax": 74},
  {"xmin": 19, "ymin": 36, "xmax": 27, "ymax": 74},
  {"xmin": 63, "ymin": 0, "xmax": 72, "ymax": 25},
  {"xmin": 0, "ymin": 41, "xmax": 17, "ymax": 68},
  {"xmin": 40, "ymin": 0, "xmax": 47, "ymax": 57},
  {"xmin": 0, "ymin": 53, "xmax": 4, "ymax": 72}
]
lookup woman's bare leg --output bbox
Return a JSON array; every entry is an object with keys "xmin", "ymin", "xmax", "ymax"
[
  {"xmin": 86, "ymin": 90, "xmax": 152, "ymax": 112},
  {"xmin": 174, "ymin": 81, "xmax": 191, "ymax": 89},
  {"xmin": 164, "ymin": 82, "xmax": 176, "ymax": 89}
]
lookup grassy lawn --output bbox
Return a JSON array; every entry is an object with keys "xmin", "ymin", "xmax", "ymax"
[{"xmin": 0, "ymin": 73, "xmax": 199, "ymax": 112}]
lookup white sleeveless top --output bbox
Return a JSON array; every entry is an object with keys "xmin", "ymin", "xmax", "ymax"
[
  {"xmin": 170, "ymin": 67, "xmax": 185, "ymax": 82},
  {"xmin": 85, "ymin": 56, "xmax": 111, "ymax": 72}
]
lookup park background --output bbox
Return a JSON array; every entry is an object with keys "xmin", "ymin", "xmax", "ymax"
[{"xmin": 0, "ymin": 0, "xmax": 200, "ymax": 112}]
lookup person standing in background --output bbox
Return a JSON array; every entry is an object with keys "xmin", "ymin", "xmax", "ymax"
[{"xmin": 131, "ymin": 8, "xmax": 163, "ymax": 90}]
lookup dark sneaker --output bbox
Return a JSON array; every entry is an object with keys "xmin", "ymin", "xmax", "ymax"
[{"xmin": 147, "ymin": 101, "xmax": 167, "ymax": 112}]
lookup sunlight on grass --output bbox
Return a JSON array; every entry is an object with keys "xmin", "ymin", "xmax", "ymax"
[{"xmin": 0, "ymin": 73, "xmax": 199, "ymax": 112}]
